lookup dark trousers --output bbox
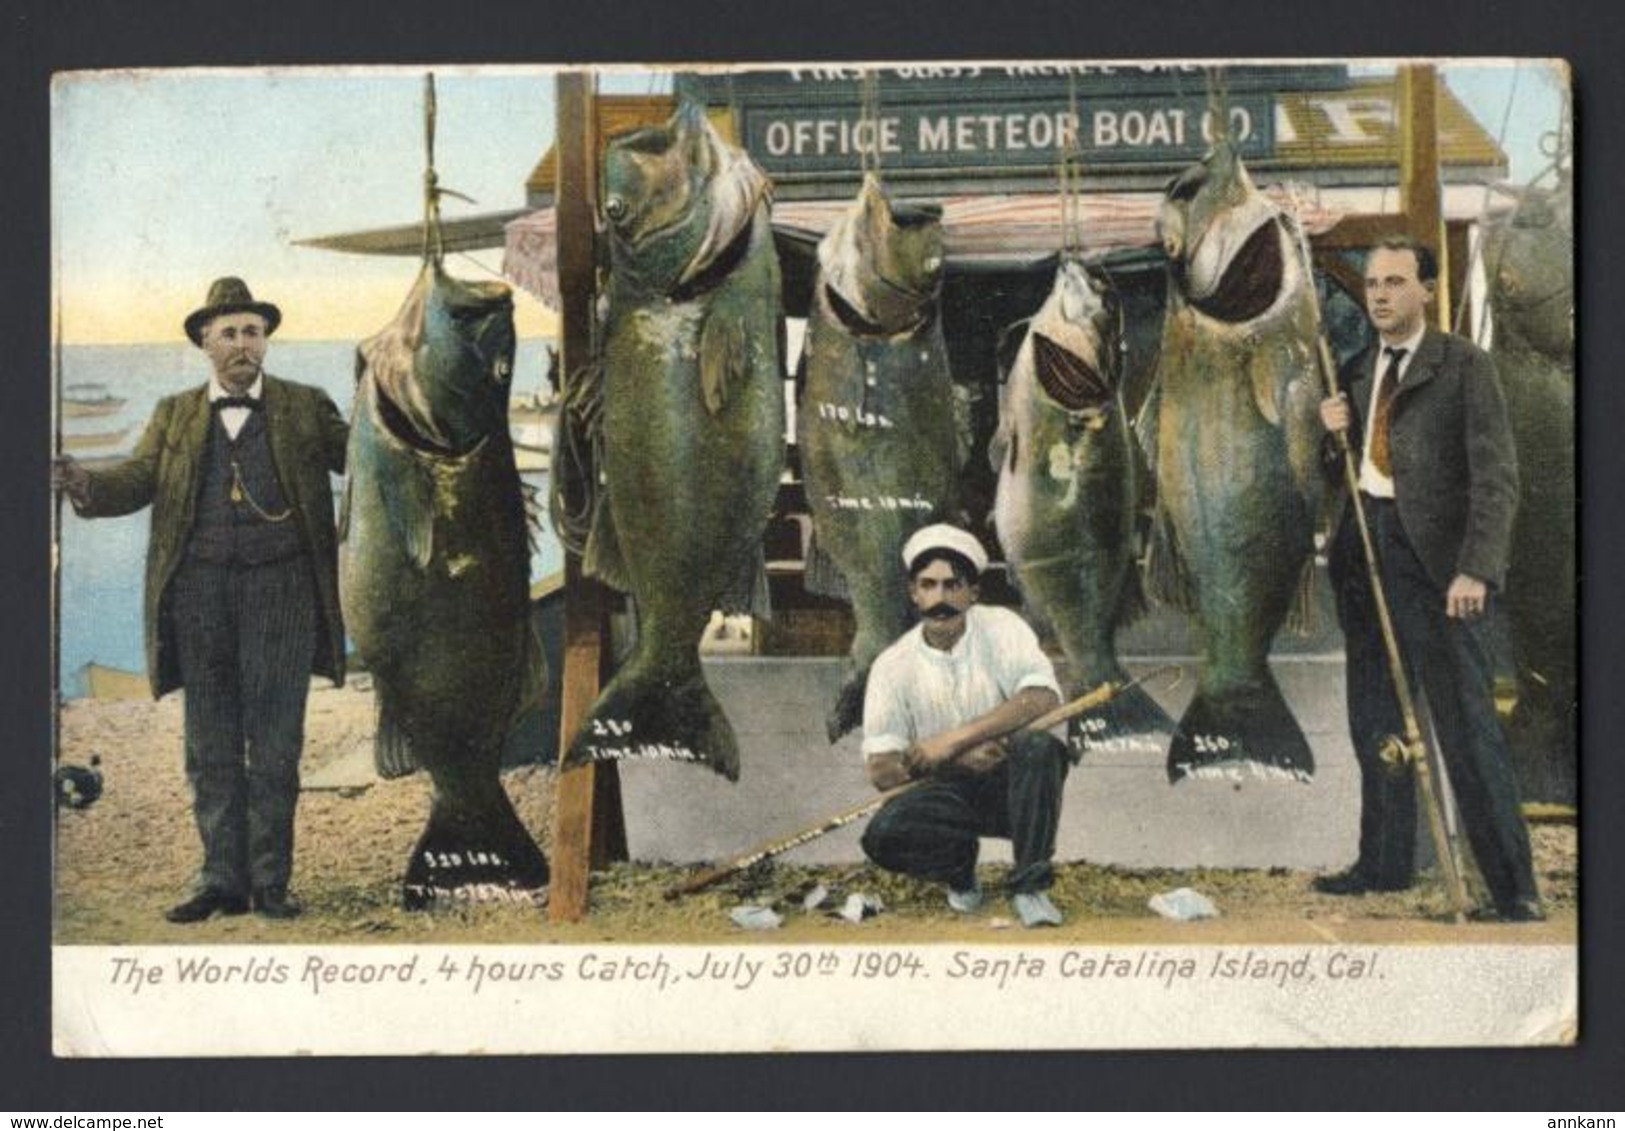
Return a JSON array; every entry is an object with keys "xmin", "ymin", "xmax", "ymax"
[
  {"xmin": 170, "ymin": 554, "xmax": 316, "ymax": 897},
  {"xmin": 1332, "ymin": 498, "xmax": 1537, "ymax": 906},
  {"xmin": 861, "ymin": 731, "xmax": 1070, "ymax": 894}
]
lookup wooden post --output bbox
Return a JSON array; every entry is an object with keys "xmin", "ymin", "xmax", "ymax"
[
  {"xmin": 1397, "ymin": 64, "xmax": 1450, "ymax": 329},
  {"xmin": 550, "ymin": 71, "xmax": 627, "ymax": 923}
]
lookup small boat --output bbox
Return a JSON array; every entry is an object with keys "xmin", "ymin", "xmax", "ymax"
[
  {"xmin": 62, "ymin": 383, "xmax": 127, "ymax": 419},
  {"xmin": 510, "ymin": 398, "xmax": 558, "ymax": 474},
  {"xmin": 508, "ymin": 394, "xmax": 558, "ymax": 427},
  {"xmin": 62, "ymin": 425, "xmax": 131, "ymax": 452}
]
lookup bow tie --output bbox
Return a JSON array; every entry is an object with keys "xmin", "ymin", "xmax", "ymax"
[{"xmin": 213, "ymin": 396, "xmax": 262, "ymax": 412}]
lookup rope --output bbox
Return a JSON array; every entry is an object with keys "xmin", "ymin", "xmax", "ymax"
[
  {"xmin": 422, "ymin": 73, "xmax": 443, "ymax": 265},
  {"xmin": 1456, "ymin": 62, "xmax": 1524, "ymax": 339}
]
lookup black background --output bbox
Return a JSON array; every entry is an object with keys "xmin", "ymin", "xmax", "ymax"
[{"xmin": 3, "ymin": 0, "xmax": 1620, "ymax": 1111}]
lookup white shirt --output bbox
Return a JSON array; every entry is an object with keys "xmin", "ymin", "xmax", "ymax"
[
  {"xmin": 1356, "ymin": 325, "xmax": 1425, "ymax": 498},
  {"xmin": 208, "ymin": 374, "xmax": 265, "ymax": 441},
  {"xmin": 860, "ymin": 604, "xmax": 1062, "ymax": 758}
]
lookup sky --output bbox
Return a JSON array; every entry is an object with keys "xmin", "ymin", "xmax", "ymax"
[{"xmin": 50, "ymin": 60, "xmax": 1567, "ymax": 345}]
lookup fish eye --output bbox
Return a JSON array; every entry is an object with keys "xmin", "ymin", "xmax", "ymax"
[{"xmin": 604, "ymin": 196, "xmax": 629, "ymax": 223}]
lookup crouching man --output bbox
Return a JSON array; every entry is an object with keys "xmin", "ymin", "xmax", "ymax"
[{"xmin": 859, "ymin": 523, "xmax": 1072, "ymax": 928}]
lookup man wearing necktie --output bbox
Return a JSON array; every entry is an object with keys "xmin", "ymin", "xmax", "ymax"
[
  {"xmin": 54, "ymin": 278, "xmax": 348, "ymax": 923},
  {"xmin": 1315, "ymin": 237, "xmax": 1541, "ymax": 921}
]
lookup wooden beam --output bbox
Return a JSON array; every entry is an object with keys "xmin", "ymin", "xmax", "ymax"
[
  {"xmin": 1397, "ymin": 64, "xmax": 1450, "ymax": 329},
  {"xmin": 550, "ymin": 71, "xmax": 626, "ymax": 923}
]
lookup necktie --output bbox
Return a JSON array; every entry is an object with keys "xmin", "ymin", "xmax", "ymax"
[
  {"xmin": 213, "ymin": 396, "xmax": 262, "ymax": 412},
  {"xmin": 1368, "ymin": 347, "xmax": 1407, "ymax": 477}
]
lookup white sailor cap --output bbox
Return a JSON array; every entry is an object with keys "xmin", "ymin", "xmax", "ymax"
[{"xmin": 901, "ymin": 523, "xmax": 989, "ymax": 575}]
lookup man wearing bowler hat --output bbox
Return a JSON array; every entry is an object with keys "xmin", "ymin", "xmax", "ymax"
[
  {"xmin": 859, "ymin": 523, "xmax": 1073, "ymax": 928},
  {"xmin": 55, "ymin": 278, "xmax": 348, "ymax": 922}
]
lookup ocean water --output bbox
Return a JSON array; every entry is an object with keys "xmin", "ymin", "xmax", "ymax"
[{"xmin": 55, "ymin": 339, "xmax": 562, "ymax": 698}]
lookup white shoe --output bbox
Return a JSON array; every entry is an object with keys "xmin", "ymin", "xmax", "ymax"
[
  {"xmin": 1012, "ymin": 891, "xmax": 1064, "ymax": 928},
  {"xmin": 946, "ymin": 884, "xmax": 984, "ymax": 914}
]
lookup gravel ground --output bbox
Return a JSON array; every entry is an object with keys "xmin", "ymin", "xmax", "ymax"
[{"xmin": 53, "ymin": 683, "xmax": 1577, "ymax": 946}]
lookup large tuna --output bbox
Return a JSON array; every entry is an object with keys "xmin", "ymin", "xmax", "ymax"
[
  {"xmin": 800, "ymin": 173, "xmax": 960, "ymax": 742},
  {"xmin": 563, "ymin": 101, "xmax": 785, "ymax": 781},
  {"xmin": 992, "ymin": 259, "xmax": 1172, "ymax": 751},
  {"xmin": 341, "ymin": 262, "xmax": 549, "ymax": 908},
  {"xmin": 1147, "ymin": 139, "xmax": 1324, "ymax": 782},
  {"xmin": 1482, "ymin": 174, "xmax": 1575, "ymax": 803}
]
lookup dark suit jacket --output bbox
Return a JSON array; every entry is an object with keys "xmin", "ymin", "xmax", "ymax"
[
  {"xmin": 74, "ymin": 374, "xmax": 349, "ymax": 697},
  {"xmin": 1331, "ymin": 326, "xmax": 1519, "ymax": 592}
]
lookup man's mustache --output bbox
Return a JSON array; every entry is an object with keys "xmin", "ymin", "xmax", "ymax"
[{"xmin": 921, "ymin": 603, "xmax": 962, "ymax": 620}]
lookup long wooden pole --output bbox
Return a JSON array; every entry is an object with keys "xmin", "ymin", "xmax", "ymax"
[
  {"xmin": 1317, "ymin": 338, "xmax": 1469, "ymax": 922},
  {"xmin": 550, "ymin": 71, "xmax": 626, "ymax": 922}
]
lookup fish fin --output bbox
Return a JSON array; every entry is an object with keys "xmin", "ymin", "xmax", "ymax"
[
  {"xmin": 1250, "ymin": 353, "xmax": 1284, "ymax": 426},
  {"xmin": 337, "ymin": 473, "xmax": 352, "ymax": 543},
  {"xmin": 379, "ymin": 459, "xmax": 436, "ymax": 570},
  {"xmin": 373, "ymin": 694, "xmax": 419, "ymax": 780},
  {"xmin": 801, "ymin": 526, "xmax": 851, "ymax": 601},
  {"xmin": 1066, "ymin": 684, "xmax": 1174, "ymax": 759},
  {"xmin": 520, "ymin": 478, "xmax": 543, "ymax": 552},
  {"xmin": 1167, "ymin": 679, "xmax": 1314, "ymax": 784},
  {"xmin": 402, "ymin": 784, "xmax": 550, "ymax": 911},
  {"xmin": 988, "ymin": 411, "xmax": 1012, "ymax": 476},
  {"xmin": 563, "ymin": 661, "xmax": 740, "ymax": 781},
  {"xmin": 583, "ymin": 497, "xmax": 630, "ymax": 592},
  {"xmin": 699, "ymin": 312, "xmax": 745, "ymax": 415},
  {"xmin": 511, "ymin": 623, "xmax": 550, "ymax": 721},
  {"xmin": 1133, "ymin": 375, "xmax": 1161, "ymax": 481},
  {"xmin": 1144, "ymin": 506, "xmax": 1196, "ymax": 614},
  {"xmin": 1114, "ymin": 552, "xmax": 1152, "ymax": 629},
  {"xmin": 717, "ymin": 544, "xmax": 772, "ymax": 621},
  {"xmin": 826, "ymin": 662, "xmax": 869, "ymax": 744},
  {"xmin": 1282, "ymin": 552, "xmax": 1319, "ymax": 636}
]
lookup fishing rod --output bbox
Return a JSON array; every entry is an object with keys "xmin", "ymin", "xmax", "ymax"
[
  {"xmin": 1314, "ymin": 335, "xmax": 1470, "ymax": 923},
  {"xmin": 664, "ymin": 665, "xmax": 1182, "ymax": 901}
]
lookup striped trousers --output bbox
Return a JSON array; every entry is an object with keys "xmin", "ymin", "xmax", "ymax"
[{"xmin": 169, "ymin": 554, "xmax": 316, "ymax": 897}]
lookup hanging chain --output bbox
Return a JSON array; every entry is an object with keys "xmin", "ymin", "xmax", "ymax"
[{"xmin": 228, "ymin": 459, "xmax": 293, "ymax": 523}]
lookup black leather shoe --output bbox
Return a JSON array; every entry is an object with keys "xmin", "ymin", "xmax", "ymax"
[
  {"xmin": 1312, "ymin": 868, "xmax": 1411, "ymax": 896},
  {"xmin": 1470, "ymin": 898, "xmax": 1547, "ymax": 923},
  {"xmin": 165, "ymin": 890, "xmax": 249, "ymax": 923},
  {"xmin": 252, "ymin": 887, "xmax": 300, "ymax": 920}
]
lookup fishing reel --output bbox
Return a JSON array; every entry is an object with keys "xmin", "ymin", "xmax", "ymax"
[{"xmin": 1376, "ymin": 734, "xmax": 1423, "ymax": 770}]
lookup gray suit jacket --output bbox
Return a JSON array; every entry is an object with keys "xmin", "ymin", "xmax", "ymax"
[{"xmin": 1334, "ymin": 326, "xmax": 1519, "ymax": 591}]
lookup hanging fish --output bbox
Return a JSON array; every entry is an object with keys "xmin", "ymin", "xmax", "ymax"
[
  {"xmin": 992, "ymin": 258, "xmax": 1172, "ymax": 750},
  {"xmin": 1482, "ymin": 173, "xmax": 1575, "ymax": 803},
  {"xmin": 799, "ymin": 172, "xmax": 961, "ymax": 742},
  {"xmin": 341, "ymin": 262, "xmax": 550, "ymax": 908},
  {"xmin": 563, "ymin": 100, "xmax": 785, "ymax": 781},
  {"xmin": 1146, "ymin": 138, "xmax": 1324, "ymax": 783}
]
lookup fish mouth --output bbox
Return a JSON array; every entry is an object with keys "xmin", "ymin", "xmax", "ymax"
[
  {"xmin": 369, "ymin": 376, "xmax": 462, "ymax": 459},
  {"xmin": 1033, "ymin": 332, "xmax": 1111, "ymax": 414},
  {"xmin": 1187, "ymin": 214, "xmax": 1285, "ymax": 324}
]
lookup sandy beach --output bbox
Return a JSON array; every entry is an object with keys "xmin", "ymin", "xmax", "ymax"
[{"xmin": 53, "ymin": 680, "xmax": 1577, "ymax": 946}]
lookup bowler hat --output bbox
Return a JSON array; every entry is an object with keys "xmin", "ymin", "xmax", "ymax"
[{"xmin": 184, "ymin": 277, "xmax": 282, "ymax": 346}]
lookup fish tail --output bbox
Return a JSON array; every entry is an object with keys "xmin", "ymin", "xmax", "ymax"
[
  {"xmin": 1068, "ymin": 682, "xmax": 1175, "ymax": 757},
  {"xmin": 564, "ymin": 660, "xmax": 740, "ymax": 780},
  {"xmin": 402, "ymin": 783, "xmax": 550, "ymax": 910},
  {"xmin": 1145, "ymin": 506, "xmax": 1196, "ymax": 614},
  {"xmin": 373, "ymin": 693, "xmax": 418, "ymax": 780},
  {"xmin": 1166, "ymin": 679, "xmax": 1314, "ymax": 784},
  {"xmin": 801, "ymin": 526, "xmax": 850, "ymax": 601}
]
